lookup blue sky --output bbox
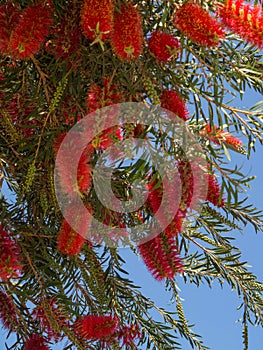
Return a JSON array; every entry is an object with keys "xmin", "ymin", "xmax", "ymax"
[{"xmin": 1, "ymin": 94, "xmax": 263, "ymax": 349}]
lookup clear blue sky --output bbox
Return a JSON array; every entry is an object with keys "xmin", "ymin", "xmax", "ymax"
[{"xmin": 1, "ymin": 94, "xmax": 263, "ymax": 349}]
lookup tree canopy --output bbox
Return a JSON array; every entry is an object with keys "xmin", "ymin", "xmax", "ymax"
[{"xmin": 0, "ymin": 0, "xmax": 263, "ymax": 349}]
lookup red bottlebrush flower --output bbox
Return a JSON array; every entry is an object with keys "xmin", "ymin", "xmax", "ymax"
[
  {"xmin": 138, "ymin": 233, "xmax": 183, "ymax": 281},
  {"xmin": 74, "ymin": 314, "xmax": 117, "ymax": 340},
  {"xmin": 0, "ymin": 291, "xmax": 18, "ymax": 331},
  {"xmin": 205, "ymin": 173, "xmax": 225, "ymax": 207},
  {"xmin": 112, "ymin": 4, "xmax": 143, "ymax": 61},
  {"xmin": 112, "ymin": 324, "xmax": 142, "ymax": 347},
  {"xmin": 218, "ymin": 0, "xmax": 263, "ymax": 49},
  {"xmin": 160, "ymin": 90, "xmax": 189, "ymax": 121},
  {"xmin": 87, "ymin": 78, "xmax": 124, "ymax": 113},
  {"xmin": 80, "ymin": 0, "xmax": 113, "ymax": 42},
  {"xmin": 164, "ymin": 209, "xmax": 186, "ymax": 238},
  {"xmin": 54, "ymin": 133, "xmax": 93, "ymax": 195},
  {"xmin": 0, "ymin": 3, "xmax": 20, "ymax": 55},
  {"xmin": 173, "ymin": 1, "xmax": 225, "ymax": 47},
  {"xmin": 201, "ymin": 124, "xmax": 243, "ymax": 149},
  {"xmin": 23, "ymin": 334, "xmax": 50, "ymax": 350},
  {"xmin": 148, "ymin": 30, "xmax": 180, "ymax": 62},
  {"xmin": 32, "ymin": 298, "xmax": 68, "ymax": 341},
  {"xmin": 8, "ymin": 3, "xmax": 53, "ymax": 59},
  {"xmin": 57, "ymin": 219, "xmax": 86, "ymax": 256},
  {"xmin": 0, "ymin": 225, "xmax": 23, "ymax": 281}
]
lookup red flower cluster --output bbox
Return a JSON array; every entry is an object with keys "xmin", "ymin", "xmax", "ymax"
[
  {"xmin": 112, "ymin": 323, "xmax": 142, "ymax": 347},
  {"xmin": 0, "ymin": 3, "xmax": 20, "ymax": 55},
  {"xmin": 205, "ymin": 173, "xmax": 225, "ymax": 207},
  {"xmin": 81, "ymin": 0, "xmax": 113, "ymax": 42},
  {"xmin": 32, "ymin": 298, "xmax": 68, "ymax": 341},
  {"xmin": 74, "ymin": 314, "xmax": 117, "ymax": 340},
  {"xmin": 8, "ymin": 3, "xmax": 53, "ymax": 59},
  {"xmin": 0, "ymin": 225, "xmax": 23, "ymax": 281},
  {"xmin": 23, "ymin": 334, "xmax": 50, "ymax": 350},
  {"xmin": 0, "ymin": 290, "xmax": 18, "ymax": 332},
  {"xmin": 87, "ymin": 78, "xmax": 124, "ymax": 113},
  {"xmin": 173, "ymin": 1, "xmax": 225, "ymax": 47},
  {"xmin": 54, "ymin": 132, "xmax": 93, "ymax": 195},
  {"xmin": 57, "ymin": 219, "xmax": 89, "ymax": 256},
  {"xmin": 112, "ymin": 4, "xmax": 143, "ymax": 61},
  {"xmin": 138, "ymin": 233, "xmax": 183, "ymax": 281},
  {"xmin": 160, "ymin": 90, "xmax": 189, "ymax": 121},
  {"xmin": 218, "ymin": 0, "xmax": 263, "ymax": 49},
  {"xmin": 201, "ymin": 124, "xmax": 243, "ymax": 149},
  {"xmin": 148, "ymin": 30, "xmax": 180, "ymax": 62}
]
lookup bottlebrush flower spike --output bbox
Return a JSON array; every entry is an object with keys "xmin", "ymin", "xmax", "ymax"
[
  {"xmin": 23, "ymin": 334, "xmax": 50, "ymax": 350},
  {"xmin": 160, "ymin": 90, "xmax": 189, "ymax": 121},
  {"xmin": 87, "ymin": 78, "xmax": 124, "ymax": 113},
  {"xmin": 0, "ymin": 291, "xmax": 18, "ymax": 331},
  {"xmin": 9, "ymin": 3, "xmax": 53, "ymax": 59},
  {"xmin": 173, "ymin": 1, "xmax": 225, "ymax": 47},
  {"xmin": 0, "ymin": 3, "xmax": 20, "ymax": 56},
  {"xmin": 112, "ymin": 3, "xmax": 143, "ymax": 61},
  {"xmin": 205, "ymin": 172, "xmax": 225, "ymax": 207},
  {"xmin": 138, "ymin": 233, "xmax": 183, "ymax": 281},
  {"xmin": 218, "ymin": 0, "xmax": 263, "ymax": 49},
  {"xmin": 201, "ymin": 124, "xmax": 243, "ymax": 149},
  {"xmin": 57, "ymin": 219, "xmax": 86, "ymax": 256},
  {"xmin": 0, "ymin": 225, "xmax": 23, "ymax": 281},
  {"xmin": 148, "ymin": 30, "xmax": 180, "ymax": 62},
  {"xmin": 32, "ymin": 298, "xmax": 68, "ymax": 341},
  {"xmin": 113, "ymin": 324, "xmax": 142, "ymax": 347},
  {"xmin": 81, "ymin": 0, "xmax": 113, "ymax": 42},
  {"xmin": 74, "ymin": 314, "xmax": 117, "ymax": 340}
]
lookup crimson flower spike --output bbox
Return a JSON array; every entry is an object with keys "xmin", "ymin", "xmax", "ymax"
[
  {"xmin": 138, "ymin": 233, "xmax": 184, "ymax": 281},
  {"xmin": 73, "ymin": 314, "xmax": 118, "ymax": 340},
  {"xmin": 9, "ymin": 3, "xmax": 53, "ymax": 59},
  {"xmin": 160, "ymin": 90, "xmax": 189, "ymax": 121},
  {"xmin": 148, "ymin": 30, "xmax": 180, "ymax": 62},
  {"xmin": 218, "ymin": 0, "xmax": 263, "ymax": 49},
  {"xmin": 112, "ymin": 3, "xmax": 143, "ymax": 61},
  {"xmin": 0, "ymin": 290, "xmax": 19, "ymax": 332},
  {"xmin": 173, "ymin": 1, "xmax": 225, "ymax": 47},
  {"xmin": 201, "ymin": 124, "xmax": 243, "ymax": 150},
  {"xmin": 81, "ymin": 0, "xmax": 113, "ymax": 43}
]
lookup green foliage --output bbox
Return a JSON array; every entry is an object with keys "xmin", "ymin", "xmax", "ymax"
[{"xmin": 0, "ymin": 0, "xmax": 263, "ymax": 349}]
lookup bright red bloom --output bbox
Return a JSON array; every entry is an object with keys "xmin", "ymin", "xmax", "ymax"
[
  {"xmin": 148, "ymin": 30, "xmax": 180, "ymax": 62},
  {"xmin": 112, "ymin": 4, "xmax": 143, "ymax": 61},
  {"xmin": 173, "ymin": 1, "xmax": 225, "ymax": 47},
  {"xmin": 201, "ymin": 124, "xmax": 243, "ymax": 149},
  {"xmin": 54, "ymin": 133, "xmax": 93, "ymax": 195},
  {"xmin": 0, "ymin": 3, "xmax": 20, "ymax": 55},
  {"xmin": 0, "ymin": 225, "xmax": 23, "ymax": 281},
  {"xmin": 8, "ymin": 3, "xmax": 53, "ymax": 59},
  {"xmin": 32, "ymin": 298, "xmax": 68, "ymax": 341},
  {"xmin": 81, "ymin": 0, "xmax": 113, "ymax": 42},
  {"xmin": 164, "ymin": 209, "xmax": 186, "ymax": 238},
  {"xmin": 87, "ymin": 78, "xmax": 124, "ymax": 113},
  {"xmin": 218, "ymin": 0, "xmax": 263, "ymax": 49},
  {"xmin": 205, "ymin": 173, "xmax": 225, "ymax": 207},
  {"xmin": 113, "ymin": 324, "xmax": 142, "ymax": 347},
  {"xmin": 160, "ymin": 90, "xmax": 189, "ymax": 121},
  {"xmin": 74, "ymin": 314, "xmax": 117, "ymax": 340},
  {"xmin": 0, "ymin": 291, "xmax": 18, "ymax": 332},
  {"xmin": 138, "ymin": 233, "xmax": 183, "ymax": 281},
  {"xmin": 23, "ymin": 334, "xmax": 50, "ymax": 350},
  {"xmin": 57, "ymin": 219, "xmax": 86, "ymax": 256}
]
